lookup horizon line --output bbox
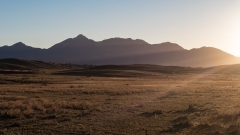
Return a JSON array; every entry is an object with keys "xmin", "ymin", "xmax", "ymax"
[{"xmin": 0, "ymin": 34, "xmax": 239, "ymax": 57}]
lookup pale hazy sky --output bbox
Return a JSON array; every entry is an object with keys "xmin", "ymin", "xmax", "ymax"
[{"xmin": 1, "ymin": 0, "xmax": 240, "ymax": 56}]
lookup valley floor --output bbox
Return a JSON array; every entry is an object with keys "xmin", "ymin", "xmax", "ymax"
[{"xmin": 0, "ymin": 70, "xmax": 240, "ymax": 134}]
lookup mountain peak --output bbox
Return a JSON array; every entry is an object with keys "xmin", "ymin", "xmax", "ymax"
[
  {"xmin": 74, "ymin": 34, "xmax": 88, "ymax": 40},
  {"xmin": 152, "ymin": 42, "xmax": 185, "ymax": 51},
  {"xmin": 11, "ymin": 42, "xmax": 30, "ymax": 49},
  {"xmin": 100, "ymin": 37, "xmax": 149, "ymax": 46},
  {"xmin": 12, "ymin": 42, "xmax": 26, "ymax": 47},
  {"xmin": 4, "ymin": 42, "xmax": 36, "ymax": 50}
]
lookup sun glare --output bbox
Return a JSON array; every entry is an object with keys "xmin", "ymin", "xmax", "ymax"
[{"xmin": 233, "ymin": 31, "xmax": 240, "ymax": 56}]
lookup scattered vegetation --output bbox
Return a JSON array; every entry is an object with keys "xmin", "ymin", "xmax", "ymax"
[{"xmin": 1, "ymin": 63, "xmax": 240, "ymax": 134}]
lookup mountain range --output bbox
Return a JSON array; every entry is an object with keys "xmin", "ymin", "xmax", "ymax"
[{"xmin": 0, "ymin": 34, "xmax": 239, "ymax": 67}]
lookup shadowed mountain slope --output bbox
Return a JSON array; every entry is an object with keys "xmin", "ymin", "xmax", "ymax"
[
  {"xmin": 0, "ymin": 42, "xmax": 44, "ymax": 59},
  {"xmin": 0, "ymin": 34, "xmax": 239, "ymax": 67}
]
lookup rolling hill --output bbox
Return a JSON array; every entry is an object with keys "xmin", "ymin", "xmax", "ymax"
[
  {"xmin": 1, "ymin": 58, "xmax": 240, "ymax": 76},
  {"xmin": 0, "ymin": 58, "xmax": 80, "ymax": 71}
]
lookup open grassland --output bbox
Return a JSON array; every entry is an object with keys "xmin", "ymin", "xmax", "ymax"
[{"xmin": 1, "ymin": 68, "xmax": 240, "ymax": 134}]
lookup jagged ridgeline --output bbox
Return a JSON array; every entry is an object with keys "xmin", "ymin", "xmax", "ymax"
[{"xmin": 0, "ymin": 34, "xmax": 239, "ymax": 67}]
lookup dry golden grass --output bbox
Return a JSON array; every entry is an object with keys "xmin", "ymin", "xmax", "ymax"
[{"xmin": 0, "ymin": 70, "xmax": 240, "ymax": 134}]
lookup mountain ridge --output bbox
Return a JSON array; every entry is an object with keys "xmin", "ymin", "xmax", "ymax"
[{"xmin": 0, "ymin": 34, "xmax": 239, "ymax": 67}]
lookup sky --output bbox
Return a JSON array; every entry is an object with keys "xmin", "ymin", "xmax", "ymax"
[{"xmin": 1, "ymin": 0, "xmax": 240, "ymax": 56}]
